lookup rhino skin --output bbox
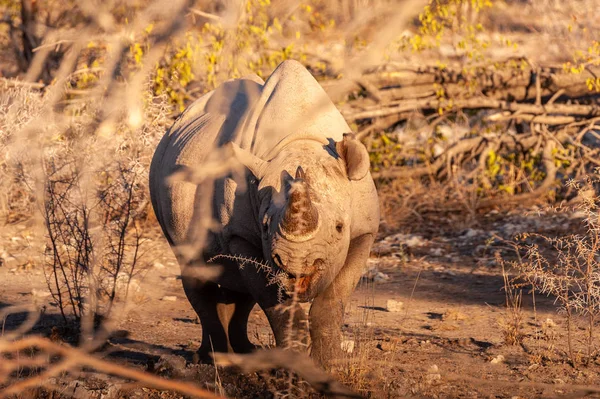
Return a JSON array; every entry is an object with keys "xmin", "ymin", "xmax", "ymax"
[{"xmin": 149, "ymin": 60, "xmax": 380, "ymax": 367}]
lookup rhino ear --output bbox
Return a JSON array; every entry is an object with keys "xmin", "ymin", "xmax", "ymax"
[
  {"xmin": 335, "ymin": 133, "xmax": 370, "ymax": 181},
  {"xmin": 229, "ymin": 142, "xmax": 267, "ymax": 179}
]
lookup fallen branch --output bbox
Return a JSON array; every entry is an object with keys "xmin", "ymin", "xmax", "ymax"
[
  {"xmin": 0, "ymin": 336, "xmax": 223, "ymax": 399},
  {"xmin": 345, "ymin": 97, "xmax": 600, "ymax": 122}
]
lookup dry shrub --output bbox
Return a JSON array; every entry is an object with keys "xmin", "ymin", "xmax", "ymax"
[
  {"xmin": 0, "ymin": 79, "xmax": 171, "ymax": 327},
  {"xmin": 509, "ymin": 177, "xmax": 600, "ymax": 365},
  {"xmin": 43, "ymin": 158, "xmax": 147, "ymax": 324}
]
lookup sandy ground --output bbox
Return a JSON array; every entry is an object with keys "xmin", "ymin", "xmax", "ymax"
[{"xmin": 2, "ymin": 207, "xmax": 600, "ymax": 398}]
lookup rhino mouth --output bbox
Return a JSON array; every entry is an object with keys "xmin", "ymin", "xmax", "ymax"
[{"xmin": 274, "ymin": 259, "xmax": 325, "ymax": 302}]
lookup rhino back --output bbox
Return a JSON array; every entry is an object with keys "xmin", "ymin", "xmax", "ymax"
[
  {"xmin": 239, "ymin": 60, "xmax": 351, "ymax": 159},
  {"xmin": 149, "ymin": 76, "xmax": 265, "ymax": 247}
]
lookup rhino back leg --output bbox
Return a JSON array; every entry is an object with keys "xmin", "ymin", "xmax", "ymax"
[{"xmin": 181, "ymin": 275, "xmax": 256, "ymax": 363}]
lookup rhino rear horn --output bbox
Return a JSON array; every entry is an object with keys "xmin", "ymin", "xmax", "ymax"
[
  {"xmin": 295, "ymin": 165, "xmax": 305, "ymax": 180},
  {"xmin": 335, "ymin": 133, "xmax": 370, "ymax": 181}
]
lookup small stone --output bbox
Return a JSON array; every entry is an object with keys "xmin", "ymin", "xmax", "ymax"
[
  {"xmin": 430, "ymin": 248, "xmax": 444, "ymax": 256},
  {"xmin": 386, "ymin": 299, "xmax": 404, "ymax": 312},
  {"xmin": 31, "ymin": 289, "xmax": 51, "ymax": 298},
  {"xmin": 161, "ymin": 296, "xmax": 177, "ymax": 301},
  {"xmin": 153, "ymin": 262, "xmax": 165, "ymax": 269},
  {"xmin": 404, "ymin": 235, "xmax": 426, "ymax": 248},
  {"xmin": 490, "ymin": 355, "xmax": 505, "ymax": 364},
  {"xmin": 426, "ymin": 364, "xmax": 441, "ymax": 383},
  {"xmin": 553, "ymin": 378, "xmax": 565, "ymax": 384},
  {"xmin": 341, "ymin": 340, "xmax": 355, "ymax": 354},
  {"xmin": 373, "ymin": 272, "xmax": 390, "ymax": 283},
  {"xmin": 463, "ymin": 229, "xmax": 483, "ymax": 238},
  {"xmin": 543, "ymin": 318, "xmax": 557, "ymax": 328}
]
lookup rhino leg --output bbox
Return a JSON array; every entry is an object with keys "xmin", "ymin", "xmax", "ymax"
[
  {"xmin": 228, "ymin": 237, "xmax": 309, "ymax": 351},
  {"xmin": 309, "ymin": 233, "xmax": 375, "ymax": 368},
  {"xmin": 226, "ymin": 289, "xmax": 257, "ymax": 353},
  {"xmin": 261, "ymin": 300, "xmax": 308, "ymax": 351},
  {"xmin": 182, "ymin": 276, "xmax": 257, "ymax": 363}
]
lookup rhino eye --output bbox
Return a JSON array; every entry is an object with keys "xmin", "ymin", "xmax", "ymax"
[{"xmin": 336, "ymin": 222, "xmax": 344, "ymax": 233}]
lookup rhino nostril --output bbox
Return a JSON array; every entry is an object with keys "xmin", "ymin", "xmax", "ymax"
[
  {"xmin": 312, "ymin": 258, "xmax": 325, "ymax": 271},
  {"xmin": 273, "ymin": 253, "xmax": 284, "ymax": 269}
]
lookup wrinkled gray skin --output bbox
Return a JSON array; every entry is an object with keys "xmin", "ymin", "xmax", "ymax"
[{"xmin": 149, "ymin": 60, "xmax": 379, "ymax": 367}]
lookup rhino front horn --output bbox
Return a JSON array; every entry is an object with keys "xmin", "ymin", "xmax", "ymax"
[{"xmin": 280, "ymin": 168, "xmax": 319, "ymax": 240}]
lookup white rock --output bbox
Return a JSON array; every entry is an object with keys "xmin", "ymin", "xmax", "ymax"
[
  {"xmin": 463, "ymin": 228, "xmax": 483, "ymax": 238},
  {"xmin": 161, "ymin": 296, "xmax": 177, "ymax": 301},
  {"xmin": 430, "ymin": 248, "xmax": 443, "ymax": 256},
  {"xmin": 386, "ymin": 299, "xmax": 404, "ymax": 312},
  {"xmin": 490, "ymin": 354, "xmax": 505, "ymax": 364},
  {"xmin": 373, "ymin": 272, "xmax": 390, "ymax": 283},
  {"xmin": 31, "ymin": 289, "xmax": 51, "ymax": 298},
  {"xmin": 426, "ymin": 364, "xmax": 441, "ymax": 383},
  {"xmin": 543, "ymin": 318, "xmax": 557, "ymax": 328},
  {"xmin": 341, "ymin": 340, "xmax": 355, "ymax": 354},
  {"xmin": 404, "ymin": 235, "xmax": 426, "ymax": 248}
]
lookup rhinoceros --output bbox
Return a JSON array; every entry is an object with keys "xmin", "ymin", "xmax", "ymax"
[{"xmin": 149, "ymin": 60, "xmax": 379, "ymax": 367}]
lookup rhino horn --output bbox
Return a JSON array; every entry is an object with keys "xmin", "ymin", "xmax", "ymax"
[{"xmin": 280, "ymin": 166, "xmax": 319, "ymax": 240}]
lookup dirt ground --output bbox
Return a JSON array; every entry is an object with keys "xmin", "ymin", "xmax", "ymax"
[{"xmin": 2, "ymin": 205, "xmax": 600, "ymax": 399}]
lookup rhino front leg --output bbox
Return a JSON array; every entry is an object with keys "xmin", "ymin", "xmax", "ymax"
[
  {"xmin": 309, "ymin": 233, "xmax": 375, "ymax": 368},
  {"xmin": 229, "ymin": 237, "xmax": 309, "ymax": 351},
  {"xmin": 262, "ymin": 300, "xmax": 309, "ymax": 351}
]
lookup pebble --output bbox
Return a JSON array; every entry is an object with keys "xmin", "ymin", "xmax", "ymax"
[
  {"xmin": 373, "ymin": 272, "xmax": 390, "ymax": 283},
  {"xmin": 463, "ymin": 228, "xmax": 483, "ymax": 238},
  {"xmin": 153, "ymin": 262, "xmax": 165, "ymax": 269},
  {"xmin": 426, "ymin": 364, "xmax": 441, "ymax": 383},
  {"xmin": 386, "ymin": 299, "xmax": 403, "ymax": 312},
  {"xmin": 31, "ymin": 289, "xmax": 52, "ymax": 298},
  {"xmin": 430, "ymin": 248, "xmax": 444, "ymax": 256},
  {"xmin": 161, "ymin": 296, "xmax": 177, "ymax": 301},
  {"xmin": 490, "ymin": 354, "xmax": 505, "ymax": 364}
]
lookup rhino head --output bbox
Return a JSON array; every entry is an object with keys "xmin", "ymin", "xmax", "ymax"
[{"xmin": 230, "ymin": 133, "xmax": 371, "ymax": 302}]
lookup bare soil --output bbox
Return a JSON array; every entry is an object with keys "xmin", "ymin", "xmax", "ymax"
[{"xmin": 2, "ymin": 207, "xmax": 600, "ymax": 398}]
